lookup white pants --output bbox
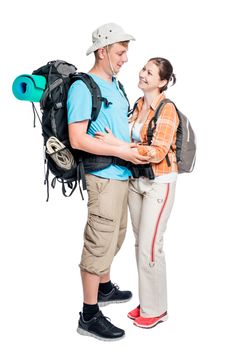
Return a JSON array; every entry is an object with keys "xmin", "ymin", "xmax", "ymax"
[{"xmin": 128, "ymin": 178, "xmax": 176, "ymax": 317}]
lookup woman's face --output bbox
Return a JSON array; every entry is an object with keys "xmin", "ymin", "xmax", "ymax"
[{"xmin": 138, "ymin": 61, "xmax": 166, "ymax": 92}]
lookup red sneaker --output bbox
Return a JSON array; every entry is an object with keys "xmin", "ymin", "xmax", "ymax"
[
  {"xmin": 133, "ymin": 311, "xmax": 168, "ymax": 328},
  {"xmin": 127, "ymin": 305, "xmax": 140, "ymax": 320}
]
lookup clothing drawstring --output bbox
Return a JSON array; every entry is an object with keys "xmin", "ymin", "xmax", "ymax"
[{"xmin": 106, "ymin": 45, "xmax": 117, "ymax": 77}]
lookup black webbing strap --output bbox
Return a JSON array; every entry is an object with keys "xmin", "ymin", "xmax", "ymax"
[
  {"xmin": 44, "ymin": 161, "xmax": 50, "ymax": 202},
  {"xmin": 61, "ymin": 180, "xmax": 78, "ymax": 198},
  {"xmin": 31, "ymin": 102, "xmax": 42, "ymax": 127},
  {"xmin": 76, "ymin": 161, "xmax": 86, "ymax": 200},
  {"xmin": 51, "ymin": 176, "xmax": 79, "ymax": 199},
  {"xmin": 118, "ymin": 80, "xmax": 130, "ymax": 112},
  {"xmin": 165, "ymin": 154, "xmax": 171, "ymax": 167},
  {"xmin": 128, "ymin": 97, "xmax": 141, "ymax": 117}
]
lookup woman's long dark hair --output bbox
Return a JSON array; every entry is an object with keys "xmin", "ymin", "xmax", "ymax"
[{"xmin": 149, "ymin": 57, "xmax": 176, "ymax": 92}]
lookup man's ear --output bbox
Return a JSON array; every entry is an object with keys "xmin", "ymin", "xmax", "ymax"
[{"xmin": 96, "ymin": 48, "xmax": 105, "ymax": 60}]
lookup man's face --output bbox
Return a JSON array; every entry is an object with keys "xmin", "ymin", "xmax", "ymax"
[{"xmin": 107, "ymin": 42, "xmax": 129, "ymax": 74}]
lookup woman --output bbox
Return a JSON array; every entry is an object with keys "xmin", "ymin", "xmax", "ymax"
[{"xmin": 95, "ymin": 57, "xmax": 179, "ymax": 329}]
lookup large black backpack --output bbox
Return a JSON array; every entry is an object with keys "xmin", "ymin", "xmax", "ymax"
[{"xmin": 32, "ymin": 60, "xmax": 129, "ymax": 200}]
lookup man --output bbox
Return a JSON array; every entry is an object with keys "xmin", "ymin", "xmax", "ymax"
[{"xmin": 67, "ymin": 23, "xmax": 150, "ymax": 341}]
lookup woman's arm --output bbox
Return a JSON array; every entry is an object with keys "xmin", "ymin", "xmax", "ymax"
[
  {"xmin": 137, "ymin": 103, "xmax": 179, "ymax": 163},
  {"xmin": 69, "ymin": 122, "xmax": 150, "ymax": 164},
  {"xmin": 94, "ymin": 127, "xmax": 130, "ymax": 146}
]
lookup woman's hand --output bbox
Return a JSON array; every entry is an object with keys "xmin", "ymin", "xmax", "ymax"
[
  {"xmin": 116, "ymin": 144, "xmax": 151, "ymax": 164},
  {"xmin": 95, "ymin": 127, "xmax": 126, "ymax": 146}
]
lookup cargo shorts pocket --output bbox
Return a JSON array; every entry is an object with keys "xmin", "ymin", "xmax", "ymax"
[{"xmin": 84, "ymin": 213, "xmax": 115, "ymax": 257}]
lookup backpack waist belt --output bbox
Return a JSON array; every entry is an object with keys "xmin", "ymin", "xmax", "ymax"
[
  {"xmin": 82, "ymin": 153, "xmax": 156, "ymax": 179},
  {"xmin": 81, "ymin": 153, "xmax": 130, "ymax": 173}
]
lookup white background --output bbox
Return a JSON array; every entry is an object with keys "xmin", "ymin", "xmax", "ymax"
[{"xmin": 1, "ymin": 0, "xmax": 234, "ymax": 349}]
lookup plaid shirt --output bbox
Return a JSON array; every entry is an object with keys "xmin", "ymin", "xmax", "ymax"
[{"xmin": 129, "ymin": 93, "xmax": 179, "ymax": 176}]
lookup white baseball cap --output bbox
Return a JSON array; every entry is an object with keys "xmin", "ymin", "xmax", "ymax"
[{"xmin": 86, "ymin": 23, "xmax": 135, "ymax": 55}]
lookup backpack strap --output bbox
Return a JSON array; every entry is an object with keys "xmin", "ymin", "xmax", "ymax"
[
  {"xmin": 128, "ymin": 97, "xmax": 141, "ymax": 117},
  {"xmin": 118, "ymin": 80, "xmax": 130, "ymax": 112},
  {"xmin": 69, "ymin": 73, "xmax": 109, "ymax": 192},
  {"xmin": 50, "ymin": 176, "xmax": 79, "ymax": 199},
  {"xmin": 147, "ymin": 98, "xmax": 174, "ymax": 168},
  {"xmin": 71, "ymin": 73, "xmax": 103, "ymax": 122},
  {"xmin": 40, "ymin": 78, "xmax": 63, "ymax": 109}
]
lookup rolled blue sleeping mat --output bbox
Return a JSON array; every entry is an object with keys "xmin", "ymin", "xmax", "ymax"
[{"xmin": 12, "ymin": 74, "xmax": 47, "ymax": 102}]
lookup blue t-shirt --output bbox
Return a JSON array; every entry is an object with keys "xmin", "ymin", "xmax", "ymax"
[{"xmin": 67, "ymin": 74, "xmax": 131, "ymax": 180}]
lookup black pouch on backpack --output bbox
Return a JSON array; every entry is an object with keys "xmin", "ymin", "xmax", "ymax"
[{"xmin": 130, "ymin": 164, "xmax": 155, "ymax": 180}]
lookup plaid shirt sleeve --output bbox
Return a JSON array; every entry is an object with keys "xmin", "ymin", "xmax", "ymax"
[{"xmin": 137, "ymin": 103, "xmax": 178, "ymax": 163}]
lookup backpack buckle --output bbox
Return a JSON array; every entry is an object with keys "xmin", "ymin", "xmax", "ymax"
[{"xmin": 55, "ymin": 102, "xmax": 63, "ymax": 109}]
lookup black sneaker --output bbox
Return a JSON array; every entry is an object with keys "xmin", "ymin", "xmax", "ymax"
[
  {"xmin": 98, "ymin": 283, "xmax": 132, "ymax": 307},
  {"xmin": 77, "ymin": 310, "xmax": 125, "ymax": 341}
]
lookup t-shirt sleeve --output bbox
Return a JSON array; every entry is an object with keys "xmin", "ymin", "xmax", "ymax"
[{"xmin": 67, "ymin": 80, "xmax": 92, "ymax": 124}]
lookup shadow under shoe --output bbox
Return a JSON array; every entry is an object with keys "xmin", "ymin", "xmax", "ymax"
[
  {"xmin": 77, "ymin": 310, "xmax": 125, "ymax": 341},
  {"xmin": 98, "ymin": 283, "xmax": 132, "ymax": 307}
]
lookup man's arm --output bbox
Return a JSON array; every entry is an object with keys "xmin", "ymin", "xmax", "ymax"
[{"xmin": 69, "ymin": 121, "xmax": 151, "ymax": 164}]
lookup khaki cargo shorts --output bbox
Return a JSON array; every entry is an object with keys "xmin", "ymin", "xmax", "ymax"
[{"xmin": 80, "ymin": 174, "xmax": 129, "ymax": 276}]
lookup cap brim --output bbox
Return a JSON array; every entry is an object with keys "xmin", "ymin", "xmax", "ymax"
[{"xmin": 86, "ymin": 34, "xmax": 135, "ymax": 55}]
